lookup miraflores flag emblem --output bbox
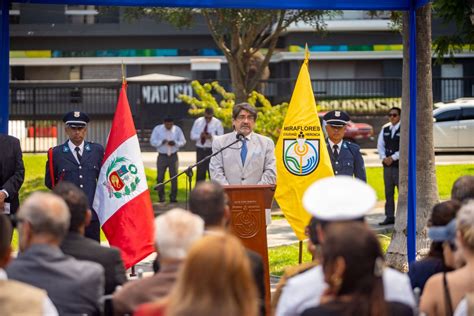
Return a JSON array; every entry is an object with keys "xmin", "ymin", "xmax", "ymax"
[
  {"xmin": 93, "ymin": 82, "xmax": 155, "ymax": 269},
  {"xmin": 283, "ymin": 132, "xmax": 320, "ymax": 176},
  {"xmin": 275, "ymin": 46, "xmax": 334, "ymax": 240}
]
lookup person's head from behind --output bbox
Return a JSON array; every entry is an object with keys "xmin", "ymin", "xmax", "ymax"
[
  {"xmin": 232, "ymin": 103, "xmax": 257, "ymax": 137},
  {"xmin": 154, "ymin": 208, "xmax": 204, "ymax": 261},
  {"xmin": 451, "ymin": 175, "xmax": 474, "ymax": 203},
  {"xmin": 167, "ymin": 233, "xmax": 258, "ymax": 316},
  {"xmin": 0, "ymin": 214, "xmax": 13, "ymax": 268},
  {"xmin": 456, "ymin": 200, "xmax": 474, "ymax": 256},
  {"xmin": 303, "ymin": 176, "xmax": 376, "ymax": 245},
  {"xmin": 53, "ymin": 181, "xmax": 90, "ymax": 234},
  {"xmin": 16, "ymin": 192, "xmax": 70, "ymax": 251},
  {"xmin": 427, "ymin": 200, "xmax": 461, "ymax": 262},
  {"xmin": 189, "ymin": 181, "xmax": 229, "ymax": 228},
  {"xmin": 321, "ymin": 223, "xmax": 386, "ymax": 315}
]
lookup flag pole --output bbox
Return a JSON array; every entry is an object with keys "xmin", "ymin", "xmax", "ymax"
[{"xmin": 121, "ymin": 61, "xmax": 126, "ymax": 85}]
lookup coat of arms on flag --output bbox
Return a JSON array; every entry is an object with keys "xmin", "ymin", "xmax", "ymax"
[
  {"xmin": 282, "ymin": 132, "xmax": 320, "ymax": 176},
  {"xmin": 104, "ymin": 157, "xmax": 140, "ymax": 198}
]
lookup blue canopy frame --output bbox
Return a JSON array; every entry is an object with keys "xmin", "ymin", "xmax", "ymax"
[{"xmin": 0, "ymin": 0, "xmax": 428, "ymax": 262}]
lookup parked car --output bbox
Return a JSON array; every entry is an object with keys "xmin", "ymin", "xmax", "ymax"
[
  {"xmin": 319, "ymin": 112, "xmax": 374, "ymax": 143},
  {"xmin": 433, "ymin": 98, "xmax": 474, "ymax": 151}
]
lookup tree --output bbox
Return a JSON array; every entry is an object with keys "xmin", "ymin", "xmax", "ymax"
[
  {"xmin": 180, "ymin": 80, "xmax": 288, "ymax": 142},
  {"xmin": 125, "ymin": 8, "xmax": 333, "ymax": 102},
  {"xmin": 385, "ymin": 3, "xmax": 438, "ymax": 270}
]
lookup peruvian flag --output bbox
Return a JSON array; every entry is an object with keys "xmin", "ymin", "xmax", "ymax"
[{"xmin": 93, "ymin": 82, "xmax": 155, "ymax": 269}]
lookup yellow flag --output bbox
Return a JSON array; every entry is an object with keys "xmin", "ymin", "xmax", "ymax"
[{"xmin": 275, "ymin": 51, "xmax": 334, "ymax": 240}]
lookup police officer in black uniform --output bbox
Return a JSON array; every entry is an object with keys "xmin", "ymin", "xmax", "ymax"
[
  {"xmin": 45, "ymin": 111, "xmax": 104, "ymax": 241},
  {"xmin": 377, "ymin": 107, "xmax": 401, "ymax": 225},
  {"xmin": 323, "ymin": 110, "xmax": 366, "ymax": 182}
]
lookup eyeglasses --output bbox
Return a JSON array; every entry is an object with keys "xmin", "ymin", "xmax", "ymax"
[
  {"xmin": 388, "ymin": 113, "xmax": 399, "ymax": 117},
  {"xmin": 235, "ymin": 115, "xmax": 255, "ymax": 122}
]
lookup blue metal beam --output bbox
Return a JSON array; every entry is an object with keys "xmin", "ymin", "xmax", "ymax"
[{"xmin": 0, "ymin": 0, "xmax": 9, "ymax": 134}]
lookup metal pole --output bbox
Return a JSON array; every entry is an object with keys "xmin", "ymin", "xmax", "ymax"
[
  {"xmin": 0, "ymin": 0, "xmax": 10, "ymax": 134},
  {"xmin": 407, "ymin": 3, "xmax": 418, "ymax": 263},
  {"xmin": 298, "ymin": 241, "xmax": 303, "ymax": 264}
]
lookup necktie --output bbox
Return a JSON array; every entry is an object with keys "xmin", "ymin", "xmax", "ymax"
[
  {"xmin": 240, "ymin": 138, "xmax": 248, "ymax": 166},
  {"xmin": 75, "ymin": 147, "xmax": 82, "ymax": 163},
  {"xmin": 333, "ymin": 144, "xmax": 339, "ymax": 160},
  {"xmin": 201, "ymin": 123, "xmax": 208, "ymax": 145}
]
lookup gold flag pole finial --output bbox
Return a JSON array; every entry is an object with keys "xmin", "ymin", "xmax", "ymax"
[
  {"xmin": 304, "ymin": 43, "xmax": 310, "ymax": 64},
  {"xmin": 121, "ymin": 61, "xmax": 126, "ymax": 85}
]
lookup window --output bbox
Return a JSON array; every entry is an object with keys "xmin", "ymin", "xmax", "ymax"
[
  {"xmin": 435, "ymin": 109, "xmax": 460, "ymax": 122},
  {"xmin": 461, "ymin": 107, "xmax": 474, "ymax": 121}
]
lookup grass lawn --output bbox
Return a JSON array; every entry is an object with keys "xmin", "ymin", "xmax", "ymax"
[{"xmin": 21, "ymin": 154, "xmax": 473, "ymax": 203}]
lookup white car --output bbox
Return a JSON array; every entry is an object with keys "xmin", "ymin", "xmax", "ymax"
[{"xmin": 433, "ymin": 99, "xmax": 474, "ymax": 151}]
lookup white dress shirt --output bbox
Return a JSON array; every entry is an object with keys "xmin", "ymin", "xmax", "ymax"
[
  {"xmin": 0, "ymin": 268, "xmax": 59, "ymax": 315},
  {"xmin": 190, "ymin": 117, "xmax": 224, "ymax": 148},
  {"xmin": 67, "ymin": 140, "xmax": 84, "ymax": 164},
  {"xmin": 150, "ymin": 124, "xmax": 186, "ymax": 155},
  {"xmin": 377, "ymin": 122, "xmax": 400, "ymax": 161},
  {"xmin": 327, "ymin": 139, "xmax": 343, "ymax": 155}
]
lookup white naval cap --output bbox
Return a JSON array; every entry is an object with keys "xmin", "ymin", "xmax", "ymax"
[{"xmin": 303, "ymin": 176, "xmax": 376, "ymax": 221}]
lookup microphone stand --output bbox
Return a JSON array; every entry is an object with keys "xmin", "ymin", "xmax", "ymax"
[{"xmin": 154, "ymin": 135, "xmax": 243, "ymax": 209}]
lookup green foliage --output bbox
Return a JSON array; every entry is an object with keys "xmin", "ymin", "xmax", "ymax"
[
  {"xmin": 432, "ymin": 0, "xmax": 474, "ymax": 61},
  {"xmin": 180, "ymin": 80, "xmax": 288, "ymax": 142}
]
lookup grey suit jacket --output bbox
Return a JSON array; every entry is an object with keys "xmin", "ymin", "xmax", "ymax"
[
  {"xmin": 210, "ymin": 132, "xmax": 276, "ymax": 185},
  {"xmin": 6, "ymin": 244, "xmax": 104, "ymax": 316}
]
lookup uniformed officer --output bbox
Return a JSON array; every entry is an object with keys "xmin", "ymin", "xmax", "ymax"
[
  {"xmin": 45, "ymin": 111, "xmax": 104, "ymax": 242},
  {"xmin": 323, "ymin": 110, "xmax": 366, "ymax": 182},
  {"xmin": 275, "ymin": 176, "xmax": 416, "ymax": 316}
]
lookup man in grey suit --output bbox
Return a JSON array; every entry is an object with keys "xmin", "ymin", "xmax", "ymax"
[
  {"xmin": 210, "ymin": 103, "xmax": 276, "ymax": 185},
  {"xmin": 6, "ymin": 191, "xmax": 104, "ymax": 315}
]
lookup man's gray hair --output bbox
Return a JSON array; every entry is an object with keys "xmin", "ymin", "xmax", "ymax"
[
  {"xmin": 451, "ymin": 175, "xmax": 474, "ymax": 202},
  {"xmin": 154, "ymin": 208, "xmax": 204, "ymax": 260},
  {"xmin": 19, "ymin": 191, "xmax": 70, "ymax": 240},
  {"xmin": 232, "ymin": 103, "xmax": 258, "ymax": 120}
]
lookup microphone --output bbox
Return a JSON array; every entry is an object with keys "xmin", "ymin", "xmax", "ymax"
[{"xmin": 236, "ymin": 133, "xmax": 245, "ymax": 141}]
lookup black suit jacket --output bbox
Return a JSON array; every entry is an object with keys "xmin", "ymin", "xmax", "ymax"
[
  {"xmin": 60, "ymin": 232, "xmax": 127, "ymax": 294},
  {"xmin": 0, "ymin": 134, "xmax": 25, "ymax": 214},
  {"xmin": 247, "ymin": 249, "xmax": 266, "ymax": 316}
]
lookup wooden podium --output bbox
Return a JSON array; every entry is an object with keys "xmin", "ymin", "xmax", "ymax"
[{"xmin": 224, "ymin": 184, "xmax": 275, "ymax": 315}]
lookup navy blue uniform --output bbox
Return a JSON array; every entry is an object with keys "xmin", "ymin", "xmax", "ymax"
[
  {"xmin": 326, "ymin": 140, "xmax": 366, "ymax": 182},
  {"xmin": 45, "ymin": 140, "xmax": 104, "ymax": 241}
]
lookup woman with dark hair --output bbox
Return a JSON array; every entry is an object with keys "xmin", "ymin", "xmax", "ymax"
[
  {"xmin": 301, "ymin": 223, "xmax": 413, "ymax": 316},
  {"xmin": 408, "ymin": 200, "xmax": 461, "ymax": 294}
]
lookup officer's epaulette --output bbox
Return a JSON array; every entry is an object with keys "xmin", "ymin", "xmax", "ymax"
[{"xmin": 284, "ymin": 261, "xmax": 318, "ymax": 280}]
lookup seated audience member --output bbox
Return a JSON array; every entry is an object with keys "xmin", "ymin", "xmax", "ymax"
[
  {"xmin": 0, "ymin": 214, "xmax": 58, "ymax": 315},
  {"xmin": 272, "ymin": 217, "xmax": 320, "ymax": 313},
  {"xmin": 275, "ymin": 176, "xmax": 415, "ymax": 316},
  {"xmin": 420, "ymin": 200, "xmax": 474, "ymax": 316},
  {"xmin": 451, "ymin": 175, "xmax": 474, "ymax": 202},
  {"xmin": 113, "ymin": 208, "xmax": 204, "ymax": 315},
  {"xmin": 301, "ymin": 223, "xmax": 413, "ymax": 316},
  {"xmin": 189, "ymin": 181, "xmax": 266, "ymax": 315},
  {"xmin": 454, "ymin": 292, "xmax": 474, "ymax": 316},
  {"xmin": 54, "ymin": 181, "xmax": 127, "ymax": 295},
  {"xmin": 135, "ymin": 233, "xmax": 259, "ymax": 316},
  {"xmin": 408, "ymin": 200, "xmax": 461, "ymax": 294},
  {"xmin": 5, "ymin": 192, "xmax": 104, "ymax": 315}
]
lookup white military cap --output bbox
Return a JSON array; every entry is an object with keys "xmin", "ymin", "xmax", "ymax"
[{"xmin": 303, "ymin": 176, "xmax": 376, "ymax": 221}]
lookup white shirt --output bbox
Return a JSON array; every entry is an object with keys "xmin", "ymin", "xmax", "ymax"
[
  {"xmin": 67, "ymin": 140, "xmax": 84, "ymax": 164},
  {"xmin": 0, "ymin": 268, "xmax": 59, "ymax": 315},
  {"xmin": 190, "ymin": 117, "xmax": 224, "ymax": 148},
  {"xmin": 454, "ymin": 297, "xmax": 468, "ymax": 316},
  {"xmin": 149, "ymin": 124, "xmax": 186, "ymax": 155},
  {"xmin": 275, "ymin": 265, "xmax": 416, "ymax": 316},
  {"xmin": 327, "ymin": 139, "xmax": 343, "ymax": 155},
  {"xmin": 377, "ymin": 122, "xmax": 400, "ymax": 161}
]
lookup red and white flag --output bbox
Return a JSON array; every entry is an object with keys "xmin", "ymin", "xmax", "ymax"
[{"xmin": 93, "ymin": 82, "xmax": 155, "ymax": 269}]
